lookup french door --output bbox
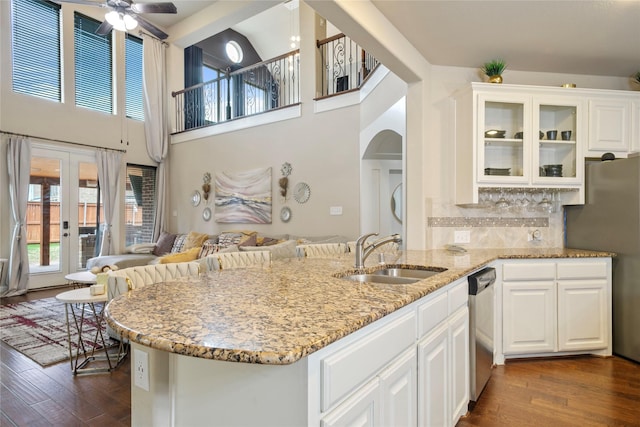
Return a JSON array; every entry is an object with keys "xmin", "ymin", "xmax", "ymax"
[{"xmin": 28, "ymin": 145, "xmax": 99, "ymax": 289}]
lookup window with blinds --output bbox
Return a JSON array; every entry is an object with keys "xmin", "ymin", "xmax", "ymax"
[
  {"xmin": 74, "ymin": 12, "xmax": 113, "ymax": 114},
  {"xmin": 11, "ymin": 0, "xmax": 61, "ymax": 102},
  {"xmin": 125, "ymin": 34, "xmax": 144, "ymax": 121}
]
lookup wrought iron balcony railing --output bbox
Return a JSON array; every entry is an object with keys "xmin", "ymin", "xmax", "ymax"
[
  {"xmin": 172, "ymin": 50, "xmax": 300, "ymax": 133},
  {"xmin": 316, "ymin": 33, "xmax": 379, "ymax": 98}
]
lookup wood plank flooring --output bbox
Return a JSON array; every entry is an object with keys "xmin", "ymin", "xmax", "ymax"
[
  {"xmin": 2, "ymin": 288, "xmax": 639, "ymax": 426},
  {"xmin": 457, "ymin": 355, "xmax": 640, "ymax": 427},
  {"xmin": 1, "ymin": 287, "xmax": 131, "ymax": 426}
]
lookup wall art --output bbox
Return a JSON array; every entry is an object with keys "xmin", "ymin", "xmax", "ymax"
[{"xmin": 215, "ymin": 167, "xmax": 272, "ymax": 223}]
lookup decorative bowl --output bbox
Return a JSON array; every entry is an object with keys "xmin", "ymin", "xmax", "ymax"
[{"xmin": 484, "ymin": 129, "xmax": 506, "ymax": 138}]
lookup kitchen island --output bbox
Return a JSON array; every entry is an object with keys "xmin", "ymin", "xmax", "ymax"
[{"xmin": 105, "ymin": 248, "xmax": 613, "ymax": 426}]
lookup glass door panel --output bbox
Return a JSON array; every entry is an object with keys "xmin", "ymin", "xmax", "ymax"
[
  {"xmin": 480, "ymin": 98, "xmax": 529, "ymax": 182},
  {"xmin": 28, "ymin": 156, "xmax": 62, "ymax": 273},
  {"xmin": 534, "ymin": 101, "xmax": 581, "ymax": 184},
  {"xmin": 78, "ymin": 162, "xmax": 99, "ymax": 269},
  {"xmin": 28, "ymin": 146, "xmax": 98, "ymax": 289}
]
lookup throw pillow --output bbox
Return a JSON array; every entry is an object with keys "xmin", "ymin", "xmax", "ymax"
[
  {"xmin": 171, "ymin": 234, "xmax": 188, "ymax": 253},
  {"xmin": 240, "ymin": 239, "xmax": 297, "ymax": 259},
  {"xmin": 198, "ymin": 240, "xmax": 218, "ymax": 258},
  {"xmin": 153, "ymin": 231, "xmax": 176, "ymax": 256},
  {"xmin": 159, "ymin": 247, "xmax": 200, "ymax": 264},
  {"xmin": 183, "ymin": 231, "xmax": 209, "ymax": 251},
  {"xmin": 217, "ymin": 231, "xmax": 257, "ymax": 248}
]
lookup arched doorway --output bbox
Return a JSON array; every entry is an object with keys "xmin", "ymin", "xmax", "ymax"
[{"xmin": 361, "ymin": 129, "xmax": 404, "ymax": 243}]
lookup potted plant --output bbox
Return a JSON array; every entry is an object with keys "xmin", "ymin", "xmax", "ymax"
[
  {"xmin": 634, "ymin": 71, "xmax": 640, "ymax": 86},
  {"xmin": 481, "ymin": 59, "xmax": 507, "ymax": 83}
]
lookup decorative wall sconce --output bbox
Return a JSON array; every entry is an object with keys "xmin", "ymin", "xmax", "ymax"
[
  {"xmin": 202, "ymin": 172, "xmax": 212, "ymax": 203},
  {"xmin": 279, "ymin": 162, "xmax": 292, "ymax": 199}
]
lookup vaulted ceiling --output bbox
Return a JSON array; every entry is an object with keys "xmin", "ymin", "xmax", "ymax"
[{"xmin": 140, "ymin": 0, "xmax": 640, "ymax": 78}]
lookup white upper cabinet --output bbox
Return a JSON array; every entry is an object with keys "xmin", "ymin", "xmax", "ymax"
[
  {"xmin": 454, "ymin": 83, "xmax": 639, "ymax": 205},
  {"xmin": 588, "ymin": 98, "xmax": 631, "ymax": 155},
  {"xmin": 454, "ymin": 83, "xmax": 585, "ymax": 205}
]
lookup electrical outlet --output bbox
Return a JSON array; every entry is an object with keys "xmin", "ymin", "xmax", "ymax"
[
  {"xmin": 454, "ymin": 230, "xmax": 471, "ymax": 244},
  {"xmin": 329, "ymin": 206, "xmax": 343, "ymax": 215},
  {"xmin": 134, "ymin": 348, "xmax": 149, "ymax": 391},
  {"xmin": 528, "ymin": 229, "xmax": 542, "ymax": 242}
]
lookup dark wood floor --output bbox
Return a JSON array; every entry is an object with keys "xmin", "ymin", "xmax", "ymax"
[
  {"xmin": 2, "ymin": 288, "xmax": 639, "ymax": 426},
  {"xmin": 457, "ymin": 355, "xmax": 640, "ymax": 427},
  {"xmin": 1, "ymin": 286, "xmax": 131, "ymax": 426}
]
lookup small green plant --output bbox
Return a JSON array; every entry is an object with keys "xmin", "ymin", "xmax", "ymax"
[
  {"xmin": 634, "ymin": 71, "xmax": 640, "ymax": 84},
  {"xmin": 481, "ymin": 59, "xmax": 507, "ymax": 77}
]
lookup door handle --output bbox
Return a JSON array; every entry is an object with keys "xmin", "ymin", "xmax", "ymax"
[{"xmin": 63, "ymin": 233, "xmax": 69, "ymax": 237}]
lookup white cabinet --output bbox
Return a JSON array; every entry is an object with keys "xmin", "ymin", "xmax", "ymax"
[
  {"xmin": 588, "ymin": 98, "xmax": 631, "ymax": 155},
  {"xmin": 417, "ymin": 279, "xmax": 469, "ymax": 427},
  {"xmin": 454, "ymin": 83, "xmax": 585, "ymax": 205},
  {"xmin": 503, "ymin": 281, "xmax": 556, "ymax": 354},
  {"xmin": 500, "ymin": 258, "xmax": 611, "ymax": 359},
  {"xmin": 379, "ymin": 348, "xmax": 417, "ymax": 427},
  {"xmin": 314, "ymin": 277, "xmax": 469, "ymax": 427},
  {"xmin": 321, "ymin": 378, "xmax": 380, "ymax": 427},
  {"xmin": 418, "ymin": 322, "xmax": 449, "ymax": 427}
]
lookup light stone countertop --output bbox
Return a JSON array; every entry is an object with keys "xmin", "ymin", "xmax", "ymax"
[{"xmin": 104, "ymin": 247, "xmax": 614, "ymax": 365}]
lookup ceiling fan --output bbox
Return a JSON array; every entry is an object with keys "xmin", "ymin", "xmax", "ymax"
[{"xmin": 59, "ymin": 0, "xmax": 177, "ymax": 40}]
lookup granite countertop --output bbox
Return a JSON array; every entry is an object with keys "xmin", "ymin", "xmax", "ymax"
[{"xmin": 104, "ymin": 248, "xmax": 614, "ymax": 365}]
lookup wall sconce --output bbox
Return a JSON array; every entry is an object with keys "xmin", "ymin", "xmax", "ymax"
[
  {"xmin": 202, "ymin": 172, "xmax": 211, "ymax": 202},
  {"xmin": 280, "ymin": 162, "xmax": 292, "ymax": 199}
]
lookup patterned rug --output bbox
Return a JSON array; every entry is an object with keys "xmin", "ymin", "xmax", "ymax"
[{"xmin": 0, "ymin": 297, "xmax": 116, "ymax": 367}]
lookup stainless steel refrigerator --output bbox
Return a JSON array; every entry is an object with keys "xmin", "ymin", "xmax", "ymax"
[{"xmin": 565, "ymin": 154, "xmax": 640, "ymax": 363}]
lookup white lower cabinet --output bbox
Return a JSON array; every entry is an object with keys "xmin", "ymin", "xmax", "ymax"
[
  {"xmin": 379, "ymin": 348, "xmax": 417, "ymax": 427},
  {"xmin": 418, "ymin": 322, "xmax": 448, "ymax": 427},
  {"xmin": 321, "ymin": 378, "xmax": 381, "ymax": 427},
  {"xmin": 503, "ymin": 280, "xmax": 556, "ymax": 354},
  {"xmin": 417, "ymin": 306, "xmax": 469, "ymax": 427},
  {"xmin": 314, "ymin": 278, "xmax": 469, "ymax": 427},
  {"xmin": 501, "ymin": 258, "xmax": 611, "ymax": 359}
]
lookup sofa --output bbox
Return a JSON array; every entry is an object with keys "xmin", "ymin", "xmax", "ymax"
[{"xmin": 86, "ymin": 230, "xmax": 350, "ymax": 271}]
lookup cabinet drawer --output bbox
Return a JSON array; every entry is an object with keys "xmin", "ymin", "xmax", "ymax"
[
  {"xmin": 321, "ymin": 311, "xmax": 416, "ymax": 412},
  {"xmin": 503, "ymin": 263, "xmax": 555, "ymax": 281},
  {"xmin": 417, "ymin": 292, "xmax": 448, "ymax": 339},
  {"xmin": 557, "ymin": 262, "xmax": 608, "ymax": 280},
  {"xmin": 448, "ymin": 280, "xmax": 468, "ymax": 314}
]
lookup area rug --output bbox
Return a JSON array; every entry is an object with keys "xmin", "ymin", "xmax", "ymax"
[{"xmin": 0, "ymin": 297, "xmax": 116, "ymax": 367}]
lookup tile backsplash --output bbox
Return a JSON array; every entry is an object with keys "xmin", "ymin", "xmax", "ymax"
[{"xmin": 425, "ymin": 197, "xmax": 564, "ymax": 249}]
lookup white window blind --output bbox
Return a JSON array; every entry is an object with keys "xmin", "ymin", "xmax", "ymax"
[
  {"xmin": 125, "ymin": 34, "xmax": 144, "ymax": 121},
  {"xmin": 11, "ymin": 0, "xmax": 61, "ymax": 101},
  {"xmin": 74, "ymin": 12, "xmax": 113, "ymax": 114}
]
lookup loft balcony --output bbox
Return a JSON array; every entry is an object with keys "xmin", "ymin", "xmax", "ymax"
[{"xmin": 171, "ymin": 33, "xmax": 379, "ymax": 136}]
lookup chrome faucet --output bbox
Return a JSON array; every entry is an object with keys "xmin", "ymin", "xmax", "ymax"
[{"xmin": 354, "ymin": 232, "xmax": 402, "ymax": 269}]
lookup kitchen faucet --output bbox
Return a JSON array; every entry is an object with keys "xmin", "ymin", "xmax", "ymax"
[{"xmin": 354, "ymin": 232, "xmax": 402, "ymax": 269}]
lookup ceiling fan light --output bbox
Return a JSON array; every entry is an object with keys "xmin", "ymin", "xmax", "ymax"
[
  {"xmin": 123, "ymin": 14, "xmax": 138, "ymax": 30},
  {"xmin": 105, "ymin": 10, "xmax": 120, "ymax": 26}
]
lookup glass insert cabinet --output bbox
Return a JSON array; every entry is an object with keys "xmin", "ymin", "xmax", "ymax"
[{"xmin": 454, "ymin": 83, "xmax": 586, "ymax": 205}]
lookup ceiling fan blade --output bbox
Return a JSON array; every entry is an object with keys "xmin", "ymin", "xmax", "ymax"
[
  {"xmin": 95, "ymin": 20, "xmax": 113, "ymax": 36},
  {"xmin": 131, "ymin": 2, "xmax": 177, "ymax": 14},
  {"xmin": 135, "ymin": 15, "xmax": 169, "ymax": 39}
]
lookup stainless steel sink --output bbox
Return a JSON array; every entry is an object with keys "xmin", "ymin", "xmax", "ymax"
[
  {"xmin": 339, "ymin": 265, "xmax": 448, "ymax": 284},
  {"xmin": 373, "ymin": 267, "xmax": 446, "ymax": 279},
  {"xmin": 341, "ymin": 274, "xmax": 421, "ymax": 284}
]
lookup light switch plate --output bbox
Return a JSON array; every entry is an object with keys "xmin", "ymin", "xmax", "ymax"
[{"xmin": 329, "ymin": 206, "xmax": 343, "ymax": 215}]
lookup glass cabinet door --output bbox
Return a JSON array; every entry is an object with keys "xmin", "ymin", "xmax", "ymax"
[
  {"xmin": 478, "ymin": 95, "xmax": 531, "ymax": 183},
  {"xmin": 533, "ymin": 98, "xmax": 582, "ymax": 184}
]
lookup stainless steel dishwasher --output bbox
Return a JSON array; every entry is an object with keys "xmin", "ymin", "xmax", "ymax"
[{"xmin": 468, "ymin": 267, "xmax": 496, "ymax": 407}]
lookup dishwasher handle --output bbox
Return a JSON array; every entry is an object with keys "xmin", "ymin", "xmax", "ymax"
[{"xmin": 468, "ymin": 267, "xmax": 496, "ymax": 295}]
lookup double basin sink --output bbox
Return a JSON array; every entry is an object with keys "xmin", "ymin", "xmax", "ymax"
[{"xmin": 338, "ymin": 265, "xmax": 448, "ymax": 285}]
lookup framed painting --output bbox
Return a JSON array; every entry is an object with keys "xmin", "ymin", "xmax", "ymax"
[{"xmin": 214, "ymin": 167, "xmax": 272, "ymax": 223}]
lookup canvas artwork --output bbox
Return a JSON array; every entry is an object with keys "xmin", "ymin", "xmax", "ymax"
[{"xmin": 215, "ymin": 167, "xmax": 272, "ymax": 223}]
